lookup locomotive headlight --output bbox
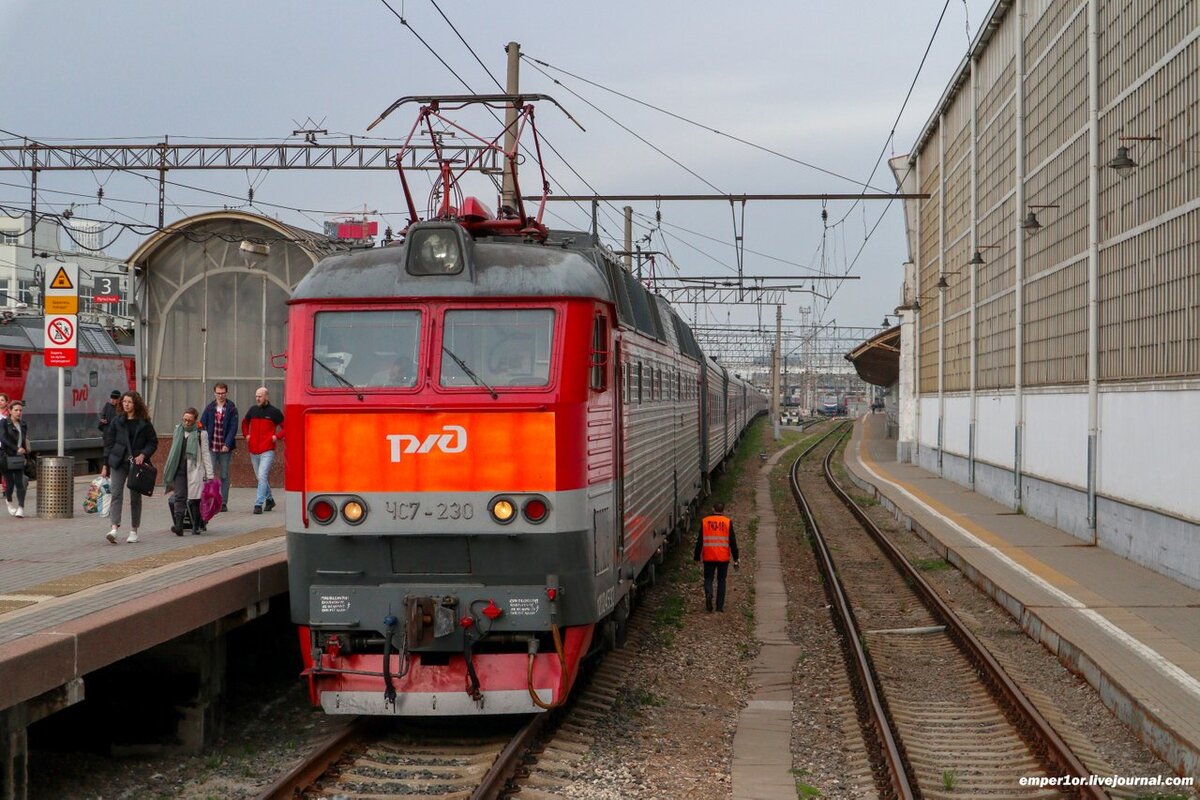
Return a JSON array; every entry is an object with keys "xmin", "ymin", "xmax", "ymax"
[
  {"xmin": 341, "ymin": 499, "xmax": 367, "ymax": 525},
  {"xmin": 406, "ymin": 225, "xmax": 466, "ymax": 276},
  {"xmin": 490, "ymin": 497, "xmax": 516, "ymax": 524}
]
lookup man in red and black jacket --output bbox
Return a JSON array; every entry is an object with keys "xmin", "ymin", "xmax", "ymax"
[
  {"xmin": 242, "ymin": 386, "xmax": 284, "ymax": 514},
  {"xmin": 694, "ymin": 502, "xmax": 740, "ymax": 612}
]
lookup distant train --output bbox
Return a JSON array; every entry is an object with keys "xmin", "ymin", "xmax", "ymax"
[
  {"xmin": 0, "ymin": 317, "xmax": 136, "ymax": 465},
  {"xmin": 817, "ymin": 393, "xmax": 846, "ymax": 417},
  {"xmin": 284, "ymin": 94, "xmax": 766, "ymax": 717}
]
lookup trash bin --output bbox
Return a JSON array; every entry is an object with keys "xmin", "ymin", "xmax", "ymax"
[{"xmin": 36, "ymin": 456, "xmax": 74, "ymax": 519}]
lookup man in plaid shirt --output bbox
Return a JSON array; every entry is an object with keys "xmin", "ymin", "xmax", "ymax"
[{"xmin": 199, "ymin": 382, "xmax": 239, "ymax": 512}]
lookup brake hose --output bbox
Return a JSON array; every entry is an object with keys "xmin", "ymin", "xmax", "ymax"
[
  {"xmin": 527, "ymin": 624, "xmax": 567, "ymax": 710},
  {"xmin": 382, "ymin": 615, "xmax": 398, "ymax": 707}
]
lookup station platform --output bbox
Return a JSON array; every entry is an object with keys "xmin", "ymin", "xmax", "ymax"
[
  {"xmin": 0, "ymin": 474, "xmax": 287, "ymax": 797},
  {"xmin": 845, "ymin": 414, "xmax": 1200, "ymax": 782}
]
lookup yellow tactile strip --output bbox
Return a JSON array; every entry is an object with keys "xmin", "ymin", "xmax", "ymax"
[
  {"xmin": 8, "ymin": 526, "xmax": 284, "ymax": 600},
  {"xmin": 0, "ymin": 600, "xmax": 35, "ymax": 614}
]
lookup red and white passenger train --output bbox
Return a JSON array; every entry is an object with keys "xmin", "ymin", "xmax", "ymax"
[
  {"xmin": 284, "ymin": 96, "xmax": 765, "ymax": 715},
  {"xmin": 0, "ymin": 317, "xmax": 135, "ymax": 463}
]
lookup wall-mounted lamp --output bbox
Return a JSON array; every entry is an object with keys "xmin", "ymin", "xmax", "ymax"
[
  {"xmin": 1021, "ymin": 204, "xmax": 1059, "ymax": 234},
  {"xmin": 909, "ymin": 292, "xmax": 940, "ymax": 313},
  {"xmin": 935, "ymin": 268, "xmax": 963, "ymax": 290},
  {"xmin": 881, "ymin": 314, "xmax": 894, "ymax": 329},
  {"xmin": 968, "ymin": 244, "xmax": 1001, "ymax": 266},
  {"xmin": 1107, "ymin": 135, "xmax": 1161, "ymax": 178}
]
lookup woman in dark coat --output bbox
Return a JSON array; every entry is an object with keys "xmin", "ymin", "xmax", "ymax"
[
  {"xmin": 101, "ymin": 391, "xmax": 157, "ymax": 544},
  {"xmin": 0, "ymin": 400, "xmax": 31, "ymax": 517}
]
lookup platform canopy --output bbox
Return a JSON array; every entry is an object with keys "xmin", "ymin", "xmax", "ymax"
[{"xmin": 845, "ymin": 325, "xmax": 900, "ymax": 387}]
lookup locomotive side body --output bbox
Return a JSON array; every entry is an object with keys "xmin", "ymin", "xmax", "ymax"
[{"xmin": 286, "ymin": 222, "xmax": 763, "ymax": 716}]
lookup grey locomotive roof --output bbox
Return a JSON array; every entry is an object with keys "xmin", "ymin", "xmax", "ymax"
[{"xmin": 291, "ymin": 230, "xmax": 613, "ymax": 302}]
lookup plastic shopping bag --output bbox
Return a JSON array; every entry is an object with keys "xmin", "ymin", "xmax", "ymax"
[
  {"xmin": 83, "ymin": 476, "xmax": 109, "ymax": 514},
  {"xmin": 200, "ymin": 478, "xmax": 222, "ymax": 522}
]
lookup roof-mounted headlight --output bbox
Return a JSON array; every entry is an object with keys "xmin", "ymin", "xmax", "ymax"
[{"xmin": 406, "ymin": 223, "xmax": 468, "ymax": 276}]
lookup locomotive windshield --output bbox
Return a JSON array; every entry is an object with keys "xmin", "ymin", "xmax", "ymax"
[
  {"xmin": 441, "ymin": 309, "xmax": 554, "ymax": 388},
  {"xmin": 311, "ymin": 310, "xmax": 421, "ymax": 389}
]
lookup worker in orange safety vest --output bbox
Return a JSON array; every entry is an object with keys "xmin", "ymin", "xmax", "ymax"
[{"xmin": 693, "ymin": 502, "xmax": 740, "ymax": 612}]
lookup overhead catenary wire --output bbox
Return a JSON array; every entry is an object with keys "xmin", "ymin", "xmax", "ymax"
[
  {"xmin": 521, "ymin": 57, "xmax": 724, "ymax": 194},
  {"xmin": 521, "ymin": 53, "xmax": 889, "ymax": 194},
  {"xmin": 817, "ymin": 0, "xmax": 955, "ymax": 319}
]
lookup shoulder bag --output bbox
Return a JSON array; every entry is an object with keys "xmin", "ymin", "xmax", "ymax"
[
  {"xmin": 124, "ymin": 421, "xmax": 157, "ymax": 496},
  {"xmin": 6, "ymin": 423, "xmax": 26, "ymax": 472}
]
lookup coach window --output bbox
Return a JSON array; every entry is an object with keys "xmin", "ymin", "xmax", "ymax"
[
  {"xmin": 637, "ymin": 362, "xmax": 643, "ymax": 404},
  {"xmin": 312, "ymin": 310, "xmax": 422, "ymax": 389},
  {"xmin": 441, "ymin": 308, "xmax": 554, "ymax": 388},
  {"xmin": 590, "ymin": 314, "xmax": 608, "ymax": 391}
]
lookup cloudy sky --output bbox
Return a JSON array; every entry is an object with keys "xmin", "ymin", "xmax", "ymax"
[{"xmin": 1, "ymin": 0, "xmax": 993, "ymax": 336}]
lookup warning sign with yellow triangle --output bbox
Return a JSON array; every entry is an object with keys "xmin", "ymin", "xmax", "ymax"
[
  {"xmin": 44, "ymin": 262, "xmax": 79, "ymax": 314},
  {"xmin": 49, "ymin": 267, "xmax": 75, "ymax": 290}
]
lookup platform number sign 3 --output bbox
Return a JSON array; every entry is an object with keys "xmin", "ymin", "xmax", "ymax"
[{"xmin": 93, "ymin": 274, "xmax": 121, "ymax": 304}]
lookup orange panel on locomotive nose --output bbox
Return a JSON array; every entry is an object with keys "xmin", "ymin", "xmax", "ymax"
[{"xmin": 304, "ymin": 411, "xmax": 557, "ymax": 494}]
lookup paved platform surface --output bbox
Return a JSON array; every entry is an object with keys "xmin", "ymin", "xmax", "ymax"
[
  {"xmin": 0, "ymin": 476, "xmax": 286, "ymax": 711},
  {"xmin": 845, "ymin": 414, "xmax": 1200, "ymax": 782}
]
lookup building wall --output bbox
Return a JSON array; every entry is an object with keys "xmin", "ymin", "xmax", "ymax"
[{"xmin": 903, "ymin": 1, "xmax": 1200, "ymax": 584}]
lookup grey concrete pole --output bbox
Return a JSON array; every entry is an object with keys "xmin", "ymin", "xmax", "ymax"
[{"xmin": 501, "ymin": 42, "xmax": 521, "ymax": 210}]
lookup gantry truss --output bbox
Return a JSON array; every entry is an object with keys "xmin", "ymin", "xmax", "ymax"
[
  {"xmin": 0, "ymin": 143, "xmax": 498, "ymax": 172},
  {"xmin": 691, "ymin": 323, "xmax": 882, "ymax": 375}
]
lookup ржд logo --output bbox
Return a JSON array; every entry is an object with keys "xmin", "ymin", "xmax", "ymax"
[{"xmin": 386, "ymin": 425, "xmax": 467, "ymax": 462}]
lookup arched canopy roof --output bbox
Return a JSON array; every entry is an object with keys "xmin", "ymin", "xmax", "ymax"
[
  {"xmin": 125, "ymin": 210, "xmax": 345, "ymax": 422},
  {"xmin": 125, "ymin": 210, "xmax": 340, "ymax": 268}
]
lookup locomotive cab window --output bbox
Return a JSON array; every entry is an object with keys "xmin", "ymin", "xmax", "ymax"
[
  {"xmin": 311, "ymin": 310, "xmax": 422, "ymax": 389},
  {"xmin": 440, "ymin": 308, "xmax": 554, "ymax": 389}
]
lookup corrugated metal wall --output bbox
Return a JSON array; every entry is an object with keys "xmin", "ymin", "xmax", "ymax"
[
  {"xmin": 913, "ymin": 0, "xmax": 1199, "ymax": 393},
  {"xmin": 1098, "ymin": 2, "xmax": 1199, "ymax": 381}
]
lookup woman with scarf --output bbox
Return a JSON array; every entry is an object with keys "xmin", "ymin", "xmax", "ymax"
[{"xmin": 163, "ymin": 407, "xmax": 214, "ymax": 535}]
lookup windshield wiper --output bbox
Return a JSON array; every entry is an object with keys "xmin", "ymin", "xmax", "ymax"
[
  {"xmin": 441, "ymin": 345, "xmax": 498, "ymax": 399},
  {"xmin": 313, "ymin": 356, "xmax": 364, "ymax": 401}
]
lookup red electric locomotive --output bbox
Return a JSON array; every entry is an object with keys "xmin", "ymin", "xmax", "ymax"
[{"xmin": 285, "ymin": 96, "xmax": 764, "ymax": 715}]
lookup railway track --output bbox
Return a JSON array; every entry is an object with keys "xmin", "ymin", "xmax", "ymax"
[
  {"xmin": 258, "ymin": 538, "xmax": 664, "ymax": 800},
  {"xmin": 256, "ymin": 713, "xmax": 543, "ymax": 800},
  {"xmin": 790, "ymin": 425, "xmax": 1106, "ymax": 799}
]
